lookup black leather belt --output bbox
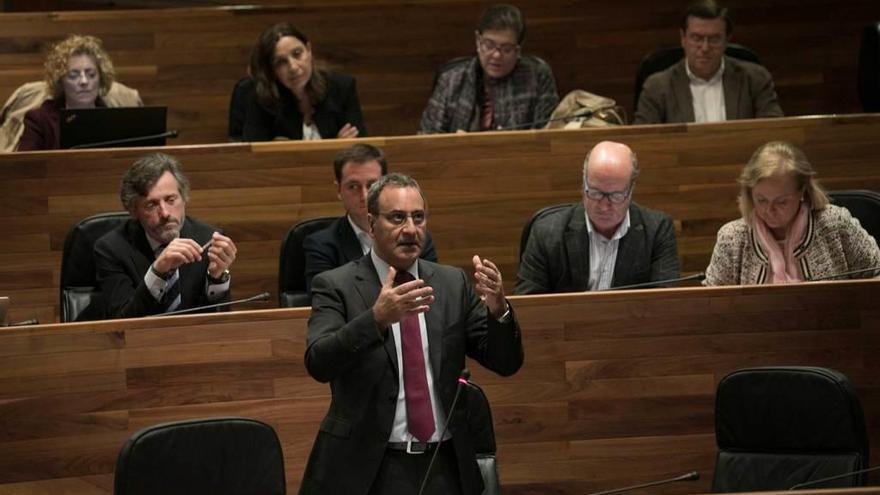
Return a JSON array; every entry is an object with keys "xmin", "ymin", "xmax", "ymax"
[{"xmin": 387, "ymin": 440, "xmax": 444, "ymax": 454}]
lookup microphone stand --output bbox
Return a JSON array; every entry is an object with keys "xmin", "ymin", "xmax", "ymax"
[
  {"xmin": 809, "ymin": 266, "xmax": 880, "ymax": 282},
  {"xmin": 70, "ymin": 130, "xmax": 179, "ymax": 149},
  {"xmin": 789, "ymin": 465, "xmax": 880, "ymax": 490},
  {"xmin": 148, "ymin": 292, "xmax": 271, "ymax": 318},
  {"xmin": 586, "ymin": 471, "xmax": 700, "ymax": 495},
  {"xmin": 417, "ymin": 369, "xmax": 471, "ymax": 495},
  {"xmin": 603, "ymin": 272, "xmax": 706, "ymax": 291},
  {"xmin": 502, "ymin": 108, "xmax": 598, "ymax": 131}
]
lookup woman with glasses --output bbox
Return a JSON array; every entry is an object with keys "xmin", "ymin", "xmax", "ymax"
[
  {"xmin": 705, "ymin": 141, "xmax": 880, "ymax": 285},
  {"xmin": 231, "ymin": 22, "xmax": 365, "ymax": 142},
  {"xmin": 15, "ymin": 35, "xmax": 141, "ymax": 151},
  {"xmin": 419, "ymin": 4, "xmax": 559, "ymax": 134}
]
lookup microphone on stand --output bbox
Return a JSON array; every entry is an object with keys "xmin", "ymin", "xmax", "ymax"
[
  {"xmin": 501, "ymin": 106, "xmax": 598, "ymax": 131},
  {"xmin": 603, "ymin": 272, "xmax": 706, "ymax": 291},
  {"xmin": 417, "ymin": 369, "xmax": 471, "ymax": 495},
  {"xmin": 148, "ymin": 291, "xmax": 271, "ymax": 318},
  {"xmin": 808, "ymin": 266, "xmax": 880, "ymax": 282},
  {"xmin": 585, "ymin": 471, "xmax": 700, "ymax": 495},
  {"xmin": 789, "ymin": 465, "xmax": 880, "ymax": 490}
]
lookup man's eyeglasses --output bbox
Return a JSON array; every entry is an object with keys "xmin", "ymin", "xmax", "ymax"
[
  {"xmin": 477, "ymin": 35, "xmax": 519, "ymax": 56},
  {"xmin": 378, "ymin": 210, "xmax": 427, "ymax": 226},
  {"xmin": 584, "ymin": 185, "xmax": 632, "ymax": 204},
  {"xmin": 686, "ymin": 33, "xmax": 725, "ymax": 47}
]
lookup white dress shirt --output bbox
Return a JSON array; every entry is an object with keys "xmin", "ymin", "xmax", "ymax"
[
  {"xmin": 347, "ymin": 215, "xmax": 372, "ymax": 255},
  {"xmin": 586, "ymin": 210, "xmax": 631, "ymax": 291},
  {"xmin": 687, "ymin": 59, "xmax": 726, "ymax": 123}
]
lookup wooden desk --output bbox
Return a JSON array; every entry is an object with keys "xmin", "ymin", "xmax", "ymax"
[
  {"xmin": 3, "ymin": 115, "xmax": 880, "ymax": 322},
  {"xmin": 1, "ymin": 1, "xmax": 879, "ymax": 143},
  {"xmin": 0, "ymin": 280, "xmax": 876, "ymax": 494}
]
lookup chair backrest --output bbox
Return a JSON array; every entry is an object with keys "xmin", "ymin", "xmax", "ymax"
[
  {"xmin": 466, "ymin": 381, "xmax": 499, "ymax": 495},
  {"xmin": 113, "ymin": 416, "xmax": 286, "ymax": 495},
  {"xmin": 828, "ymin": 189, "xmax": 880, "ymax": 243},
  {"xmin": 278, "ymin": 216, "xmax": 337, "ymax": 308},
  {"xmin": 60, "ymin": 211, "xmax": 129, "ymax": 322},
  {"xmin": 858, "ymin": 22, "xmax": 880, "ymax": 112},
  {"xmin": 712, "ymin": 366, "xmax": 869, "ymax": 493},
  {"xmin": 633, "ymin": 43, "xmax": 761, "ymax": 111},
  {"xmin": 519, "ymin": 203, "xmax": 574, "ymax": 262}
]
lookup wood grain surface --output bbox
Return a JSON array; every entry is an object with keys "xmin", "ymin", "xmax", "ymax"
[
  {"xmin": 1, "ymin": 1, "xmax": 878, "ymax": 143},
  {"xmin": 0, "ymin": 280, "xmax": 877, "ymax": 494}
]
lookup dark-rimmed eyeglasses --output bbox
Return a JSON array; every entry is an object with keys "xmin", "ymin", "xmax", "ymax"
[
  {"xmin": 584, "ymin": 185, "xmax": 632, "ymax": 204},
  {"xmin": 477, "ymin": 35, "xmax": 519, "ymax": 56}
]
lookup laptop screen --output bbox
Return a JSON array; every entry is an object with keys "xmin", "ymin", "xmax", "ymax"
[{"xmin": 60, "ymin": 106, "xmax": 168, "ymax": 149}]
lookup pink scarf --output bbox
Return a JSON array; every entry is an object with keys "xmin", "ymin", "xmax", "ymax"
[{"xmin": 752, "ymin": 203, "xmax": 809, "ymax": 284}]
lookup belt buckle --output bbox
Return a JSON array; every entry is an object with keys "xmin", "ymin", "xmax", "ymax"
[{"xmin": 406, "ymin": 439, "xmax": 426, "ymax": 455}]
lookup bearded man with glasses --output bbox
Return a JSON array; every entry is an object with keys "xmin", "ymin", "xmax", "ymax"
[
  {"xmin": 634, "ymin": 0, "xmax": 783, "ymax": 124},
  {"xmin": 419, "ymin": 3, "xmax": 558, "ymax": 133},
  {"xmin": 516, "ymin": 141, "xmax": 680, "ymax": 293}
]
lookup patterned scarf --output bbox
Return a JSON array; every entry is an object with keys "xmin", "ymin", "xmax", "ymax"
[{"xmin": 752, "ymin": 203, "xmax": 809, "ymax": 284}]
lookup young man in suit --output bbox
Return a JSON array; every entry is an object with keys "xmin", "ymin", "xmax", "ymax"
[
  {"xmin": 301, "ymin": 173, "xmax": 523, "ymax": 495},
  {"xmin": 94, "ymin": 152, "xmax": 237, "ymax": 318},
  {"xmin": 302, "ymin": 144, "xmax": 437, "ymax": 293},
  {"xmin": 516, "ymin": 140, "xmax": 680, "ymax": 294},
  {"xmin": 633, "ymin": 0, "xmax": 783, "ymax": 124}
]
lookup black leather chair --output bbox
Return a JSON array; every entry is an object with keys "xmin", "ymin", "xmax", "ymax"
[
  {"xmin": 633, "ymin": 43, "xmax": 761, "ymax": 112},
  {"xmin": 466, "ymin": 381, "xmax": 500, "ymax": 495},
  {"xmin": 828, "ymin": 189, "xmax": 880, "ymax": 242},
  {"xmin": 858, "ymin": 23, "xmax": 880, "ymax": 112},
  {"xmin": 113, "ymin": 416, "xmax": 286, "ymax": 495},
  {"xmin": 712, "ymin": 367, "xmax": 869, "ymax": 492},
  {"xmin": 519, "ymin": 203, "xmax": 574, "ymax": 262},
  {"xmin": 278, "ymin": 216, "xmax": 336, "ymax": 307},
  {"xmin": 60, "ymin": 212, "xmax": 129, "ymax": 322}
]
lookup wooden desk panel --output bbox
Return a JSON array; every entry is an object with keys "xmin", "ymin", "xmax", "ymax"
[
  {"xmin": 0, "ymin": 280, "xmax": 876, "ymax": 494},
  {"xmin": 1, "ymin": 1, "xmax": 879, "ymax": 144},
  {"xmin": 3, "ymin": 115, "xmax": 880, "ymax": 322}
]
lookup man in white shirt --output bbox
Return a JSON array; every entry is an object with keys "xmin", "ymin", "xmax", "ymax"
[
  {"xmin": 302, "ymin": 144, "xmax": 438, "ymax": 295},
  {"xmin": 301, "ymin": 173, "xmax": 522, "ymax": 495},
  {"xmin": 634, "ymin": 0, "xmax": 783, "ymax": 124},
  {"xmin": 516, "ymin": 141, "xmax": 680, "ymax": 294}
]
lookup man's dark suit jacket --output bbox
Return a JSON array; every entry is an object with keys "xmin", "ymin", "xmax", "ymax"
[
  {"xmin": 633, "ymin": 56, "xmax": 783, "ymax": 124},
  {"xmin": 515, "ymin": 202, "xmax": 680, "ymax": 294},
  {"xmin": 300, "ymin": 255, "xmax": 523, "ymax": 495},
  {"xmin": 93, "ymin": 216, "xmax": 227, "ymax": 318},
  {"xmin": 302, "ymin": 215, "xmax": 438, "ymax": 293}
]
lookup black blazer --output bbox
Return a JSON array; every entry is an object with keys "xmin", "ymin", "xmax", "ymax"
[
  {"xmin": 229, "ymin": 72, "xmax": 366, "ymax": 141},
  {"xmin": 300, "ymin": 255, "xmax": 523, "ymax": 495},
  {"xmin": 515, "ymin": 202, "xmax": 680, "ymax": 294},
  {"xmin": 93, "ymin": 216, "xmax": 228, "ymax": 318},
  {"xmin": 302, "ymin": 215, "xmax": 438, "ymax": 293}
]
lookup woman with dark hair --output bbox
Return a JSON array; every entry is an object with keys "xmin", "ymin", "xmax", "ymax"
[{"xmin": 230, "ymin": 23, "xmax": 365, "ymax": 141}]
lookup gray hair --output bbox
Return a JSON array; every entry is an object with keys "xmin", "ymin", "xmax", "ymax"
[
  {"xmin": 367, "ymin": 173, "xmax": 426, "ymax": 216},
  {"xmin": 120, "ymin": 152, "xmax": 190, "ymax": 212},
  {"xmin": 582, "ymin": 147, "xmax": 640, "ymax": 191}
]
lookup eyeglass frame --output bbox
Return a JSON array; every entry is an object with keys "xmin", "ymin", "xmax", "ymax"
[
  {"xmin": 475, "ymin": 32, "xmax": 520, "ymax": 56},
  {"xmin": 684, "ymin": 32, "xmax": 727, "ymax": 48},
  {"xmin": 583, "ymin": 183, "xmax": 634, "ymax": 204},
  {"xmin": 375, "ymin": 209, "xmax": 428, "ymax": 226}
]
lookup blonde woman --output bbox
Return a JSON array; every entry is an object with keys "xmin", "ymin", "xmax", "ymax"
[
  {"xmin": 705, "ymin": 141, "xmax": 880, "ymax": 285},
  {"xmin": 19, "ymin": 35, "xmax": 117, "ymax": 150}
]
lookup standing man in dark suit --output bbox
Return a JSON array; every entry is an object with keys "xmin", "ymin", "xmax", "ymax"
[
  {"xmin": 516, "ymin": 141, "xmax": 679, "ymax": 294},
  {"xmin": 94, "ymin": 152, "xmax": 237, "ymax": 318},
  {"xmin": 633, "ymin": 0, "xmax": 783, "ymax": 124},
  {"xmin": 303, "ymin": 143, "xmax": 437, "ymax": 293},
  {"xmin": 301, "ymin": 173, "xmax": 523, "ymax": 495}
]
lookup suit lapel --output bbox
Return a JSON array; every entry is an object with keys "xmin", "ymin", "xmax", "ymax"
[
  {"xmin": 722, "ymin": 57, "xmax": 743, "ymax": 119},
  {"xmin": 672, "ymin": 61, "xmax": 696, "ymax": 122},
  {"xmin": 126, "ymin": 219, "xmax": 155, "ymax": 279},
  {"xmin": 565, "ymin": 205, "xmax": 591, "ymax": 290},
  {"xmin": 613, "ymin": 205, "xmax": 645, "ymax": 286},
  {"xmin": 419, "ymin": 260, "xmax": 444, "ymax": 383},
  {"xmin": 338, "ymin": 218, "xmax": 365, "ymax": 263},
  {"xmin": 352, "ymin": 256, "xmax": 396, "ymax": 369}
]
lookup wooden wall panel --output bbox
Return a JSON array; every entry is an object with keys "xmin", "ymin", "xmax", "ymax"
[
  {"xmin": 0, "ymin": 280, "xmax": 877, "ymax": 494},
  {"xmin": 1, "ymin": 1, "xmax": 879, "ymax": 144},
  {"xmin": 2, "ymin": 115, "xmax": 880, "ymax": 323}
]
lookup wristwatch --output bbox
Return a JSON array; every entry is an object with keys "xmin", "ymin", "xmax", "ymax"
[{"xmin": 207, "ymin": 269, "xmax": 230, "ymax": 284}]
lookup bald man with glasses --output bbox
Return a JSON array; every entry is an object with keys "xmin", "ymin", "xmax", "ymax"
[{"xmin": 515, "ymin": 141, "xmax": 680, "ymax": 294}]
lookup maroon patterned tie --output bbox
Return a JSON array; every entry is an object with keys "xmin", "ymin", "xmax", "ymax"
[
  {"xmin": 480, "ymin": 90, "xmax": 494, "ymax": 131},
  {"xmin": 394, "ymin": 270, "xmax": 436, "ymax": 442}
]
